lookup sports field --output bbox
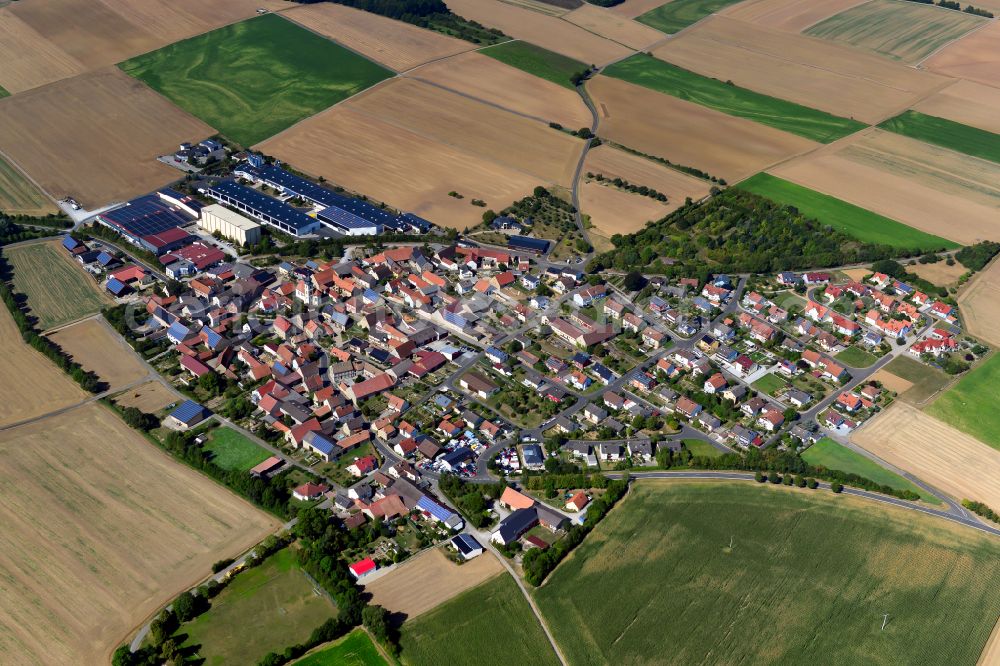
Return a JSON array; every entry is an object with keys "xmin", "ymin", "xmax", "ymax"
[
  {"xmin": 602, "ymin": 54, "xmax": 865, "ymax": 143},
  {"xmin": 5, "ymin": 240, "xmax": 110, "ymax": 330},
  {"xmin": 481, "ymin": 40, "xmax": 587, "ymax": 89},
  {"xmin": 178, "ymin": 548, "xmax": 337, "ymax": 666},
  {"xmin": 204, "ymin": 427, "xmax": 271, "ymax": 471},
  {"xmin": 806, "ymin": 0, "xmax": 986, "ymax": 64},
  {"xmin": 834, "ymin": 345, "xmax": 880, "ymax": 368},
  {"xmin": 120, "ymin": 14, "xmax": 393, "ymax": 146},
  {"xmin": 879, "ymin": 110, "xmax": 1000, "ymax": 164},
  {"xmin": 637, "ymin": 0, "xmax": 743, "ymax": 34},
  {"xmin": 0, "ymin": 154, "xmax": 56, "ymax": 215},
  {"xmin": 737, "ymin": 173, "xmax": 955, "ymax": 251},
  {"xmin": 398, "ymin": 573, "xmax": 559, "ymax": 666},
  {"xmin": 801, "ymin": 437, "xmax": 935, "ymax": 502},
  {"xmin": 294, "ymin": 630, "xmax": 387, "ymax": 666},
  {"xmin": 535, "ymin": 481, "xmax": 1000, "ymax": 666},
  {"xmin": 926, "ymin": 354, "xmax": 1000, "ymax": 451}
]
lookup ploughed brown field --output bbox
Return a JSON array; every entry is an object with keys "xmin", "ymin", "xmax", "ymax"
[
  {"xmin": 48, "ymin": 318, "xmax": 148, "ymax": 391},
  {"xmin": 405, "ymin": 51, "xmax": 593, "ymax": 129},
  {"xmin": 284, "ymin": 3, "xmax": 472, "ymax": 72},
  {"xmin": 588, "ymin": 75, "xmax": 816, "ymax": 183},
  {"xmin": 0, "ymin": 67, "xmax": 215, "ymax": 208},
  {"xmin": 912, "ymin": 80, "xmax": 1000, "ymax": 135},
  {"xmin": 721, "ymin": 0, "xmax": 870, "ymax": 33},
  {"xmin": 562, "ymin": 3, "xmax": 664, "ymax": 50},
  {"xmin": 958, "ymin": 255, "xmax": 1000, "ymax": 347},
  {"xmin": 651, "ymin": 15, "xmax": 950, "ymax": 125}
]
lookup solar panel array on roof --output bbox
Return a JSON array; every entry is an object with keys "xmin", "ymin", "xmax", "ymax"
[
  {"xmin": 203, "ymin": 328, "xmax": 223, "ymax": 349},
  {"xmin": 105, "ymin": 277, "xmax": 127, "ymax": 296},
  {"xmin": 508, "ymin": 235, "xmax": 550, "ymax": 254},
  {"xmin": 169, "ymin": 399, "xmax": 209, "ymax": 425},
  {"xmin": 99, "ymin": 194, "xmax": 192, "ymax": 238},
  {"xmin": 62, "ymin": 235, "xmax": 80, "ymax": 250},
  {"xmin": 317, "ymin": 206, "xmax": 380, "ymax": 232},
  {"xmin": 443, "ymin": 309, "xmax": 467, "ymax": 329},
  {"xmin": 400, "ymin": 213, "xmax": 432, "ymax": 233},
  {"xmin": 167, "ymin": 321, "xmax": 190, "ymax": 343},
  {"xmin": 206, "ymin": 181, "xmax": 317, "ymax": 233},
  {"xmin": 417, "ymin": 496, "xmax": 455, "ymax": 522}
]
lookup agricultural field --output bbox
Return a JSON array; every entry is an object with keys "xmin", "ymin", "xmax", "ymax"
[
  {"xmin": 926, "ymin": 354, "xmax": 1000, "ymax": 451},
  {"xmin": 5, "ymin": 240, "xmax": 111, "ymax": 330},
  {"xmin": 443, "ymin": 0, "xmax": 632, "ymax": 65},
  {"xmin": 636, "ymin": 0, "xmax": 743, "ymax": 34},
  {"xmin": 203, "ymin": 427, "xmax": 272, "ymax": 472},
  {"xmin": 48, "ymin": 318, "xmax": 147, "ymax": 390},
  {"xmin": 854, "ymin": 404, "xmax": 1000, "ymax": 510},
  {"xmin": 611, "ymin": 0, "xmax": 674, "ymax": 19},
  {"xmin": 535, "ymin": 481, "xmax": 1000, "ymax": 666},
  {"xmin": 407, "ymin": 51, "xmax": 592, "ymax": 127},
  {"xmin": 720, "ymin": 0, "xmax": 869, "ymax": 33},
  {"xmin": 285, "ymin": 3, "xmax": 471, "ymax": 72},
  {"xmin": 909, "ymin": 258, "xmax": 966, "ymax": 287},
  {"xmin": 801, "ymin": 437, "xmax": 936, "ymax": 502},
  {"xmin": 364, "ymin": 547, "xmax": 503, "ymax": 618},
  {"xmin": 398, "ymin": 573, "xmax": 559, "ymax": 666},
  {"xmin": 0, "ymin": 306, "xmax": 83, "ymax": 427},
  {"xmin": 0, "ymin": 154, "xmax": 56, "ymax": 215},
  {"xmin": 879, "ymin": 110, "xmax": 1000, "ymax": 164},
  {"xmin": 603, "ymin": 54, "xmax": 865, "ymax": 143},
  {"xmin": 0, "ymin": 404, "xmax": 278, "ymax": 665},
  {"xmin": 120, "ymin": 14, "xmax": 393, "ymax": 146},
  {"xmin": 736, "ymin": 173, "xmax": 955, "ymax": 251},
  {"xmin": 880, "ymin": 355, "xmax": 952, "ymax": 405},
  {"xmin": 294, "ymin": 631, "xmax": 387, "ymax": 666},
  {"xmin": 177, "ymin": 547, "xmax": 336, "ymax": 666},
  {"xmin": 925, "ymin": 20, "xmax": 1000, "ymax": 88},
  {"xmin": 834, "ymin": 346, "xmax": 880, "ymax": 368},
  {"xmin": 0, "ymin": 67, "xmax": 214, "ymax": 208},
  {"xmin": 579, "ymin": 181, "xmax": 668, "ymax": 239},
  {"xmin": 562, "ymin": 4, "xmax": 664, "ymax": 50},
  {"xmin": 805, "ymin": 0, "xmax": 986, "ymax": 65},
  {"xmin": 652, "ymin": 16, "xmax": 950, "ymax": 125},
  {"xmin": 479, "ymin": 40, "xmax": 588, "ymax": 90},
  {"xmin": 912, "ymin": 80, "xmax": 1000, "ymax": 136},
  {"xmin": 113, "ymin": 381, "xmax": 179, "ymax": 414},
  {"xmin": 588, "ymin": 76, "xmax": 816, "ymax": 183},
  {"xmin": 958, "ymin": 254, "xmax": 1000, "ymax": 346},
  {"xmin": 770, "ymin": 129, "xmax": 1000, "ymax": 246}
]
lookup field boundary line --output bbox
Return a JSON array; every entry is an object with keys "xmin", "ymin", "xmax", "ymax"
[
  {"xmin": 0, "ymin": 145, "xmax": 60, "ymax": 209},
  {"xmin": 915, "ymin": 9, "xmax": 996, "ymax": 68},
  {"xmin": 404, "ymin": 74, "xmax": 559, "ymax": 126}
]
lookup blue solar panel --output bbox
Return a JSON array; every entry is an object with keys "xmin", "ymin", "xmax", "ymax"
[
  {"xmin": 304, "ymin": 432, "xmax": 336, "ymax": 456},
  {"xmin": 508, "ymin": 235, "xmax": 549, "ymax": 253},
  {"xmin": 106, "ymin": 278, "xmax": 127, "ymax": 295},
  {"xmin": 62, "ymin": 236, "xmax": 80, "ymax": 250},
  {"xmin": 206, "ymin": 181, "xmax": 316, "ymax": 232},
  {"xmin": 400, "ymin": 213, "xmax": 432, "ymax": 233},
  {"xmin": 169, "ymin": 399, "xmax": 209, "ymax": 424},
  {"xmin": 317, "ymin": 206, "xmax": 379, "ymax": 232},
  {"xmin": 167, "ymin": 321, "xmax": 190, "ymax": 342},
  {"xmin": 203, "ymin": 328, "xmax": 223, "ymax": 348},
  {"xmin": 417, "ymin": 496, "xmax": 455, "ymax": 522},
  {"xmin": 100, "ymin": 195, "xmax": 191, "ymax": 238}
]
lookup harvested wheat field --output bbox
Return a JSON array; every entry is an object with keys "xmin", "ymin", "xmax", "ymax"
[
  {"xmin": 0, "ymin": 11, "xmax": 84, "ymax": 94},
  {"xmin": 870, "ymin": 369, "xmax": 914, "ymax": 396},
  {"xmin": 721, "ymin": 0, "xmax": 868, "ymax": 32},
  {"xmin": 611, "ymin": 0, "xmax": 673, "ymax": 18},
  {"xmin": 771, "ymin": 129, "xmax": 1000, "ymax": 246},
  {"xmin": 588, "ymin": 75, "xmax": 815, "ymax": 183},
  {"xmin": 48, "ymin": 319, "xmax": 148, "ymax": 390},
  {"xmin": 853, "ymin": 404, "xmax": 1000, "ymax": 509},
  {"xmin": 912, "ymin": 80, "xmax": 1000, "ymax": 135},
  {"xmin": 0, "ymin": 404, "xmax": 279, "ymax": 665},
  {"xmin": 925, "ymin": 20, "xmax": 1000, "ymax": 88},
  {"xmin": 364, "ymin": 547, "xmax": 503, "ymax": 618},
  {"xmin": 909, "ymin": 258, "xmax": 967, "ymax": 287},
  {"xmin": 445, "ymin": 0, "xmax": 631, "ymax": 64},
  {"xmin": 0, "ymin": 68, "xmax": 214, "ymax": 208},
  {"xmin": 581, "ymin": 182, "xmax": 669, "ymax": 236},
  {"xmin": 841, "ymin": 267, "xmax": 872, "ymax": 282},
  {"xmin": 0, "ymin": 307, "xmax": 82, "ymax": 428},
  {"xmin": 563, "ymin": 3, "xmax": 664, "ymax": 50},
  {"xmin": 113, "ymin": 381, "xmax": 179, "ymax": 414},
  {"xmin": 285, "ymin": 3, "xmax": 471, "ymax": 72},
  {"xmin": 958, "ymin": 256, "xmax": 1000, "ymax": 347},
  {"xmin": 0, "ymin": 154, "xmax": 56, "ymax": 215},
  {"xmin": 406, "ymin": 51, "xmax": 592, "ymax": 128},
  {"xmin": 651, "ymin": 16, "xmax": 950, "ymax": 124}
]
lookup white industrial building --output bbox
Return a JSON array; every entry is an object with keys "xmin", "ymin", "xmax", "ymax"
[{"xmin": 198, "ymin": 203, "xmax": 262, "ymax": 246}]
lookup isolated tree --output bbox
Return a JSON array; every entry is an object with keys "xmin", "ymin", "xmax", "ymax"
[
  {"xmin": 172, "ymin": 591, "xmax": 200, "ymax": 623},
  {"xmin": 622, "ymin": 271, "xmax": 646, "ymax": 292},
  {"xmin": 831, "ymin": 482, "xmax": 844, "ymax": 494}
]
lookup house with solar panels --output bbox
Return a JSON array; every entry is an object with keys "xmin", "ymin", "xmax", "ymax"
[
  {"xmin": 203, "ymin": 181, "xmax": 319, "ymax": 237},
  {"xmin": 165, "ymin": 399, "xmax": 211, "ymax": 430},
  {"xmin": 416, "ymin": 495, "xmax": 464, "ymax": 530}
]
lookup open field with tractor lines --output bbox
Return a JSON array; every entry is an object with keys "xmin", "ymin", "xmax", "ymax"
[
  {"xmin": 958, "ymin": 257, "xmax": 1000, "ymax": 347},
  {"xmin": 112, "ymin": 381, "xmax": 179, "ymax": 414},
  {"xmin": 880, "ymin": 355, "xmax": 952, "ymax": 405},
  {"xmin": 925, "ymin": 20, "xmax": 1000, "ymax": 88},
  {"xmin": 801, "ymin": 437, "xmax": 935, "ymax": 502},
  {"xmin": 879, "ymin": 110, "xmax": 1000, "ymax": 164},
  {"xmin": 293, "ymin": 630, "xmax": 387, "ymax": 666},
  {"xmin": 926, "ymin": 354, "xmax": 1000, "ymax": 452},
  {"xmin": 720, "ymin": 0, "xmax": 869, "ymax": 33},
  {"xmin": 911, "ymin": 80, "xmax": 1000, "ymax": 135},
  {"xmin": 562, "ymin": 3, "xmax": 664, "ymax": 50},
  {"xmin": 0, "ymin": 154, "xmax": 55, "ymax": 215},
  {"xmin": 636, "ymin": 0, "xmax": 743, "ymax": 34},
  {"xmin": 479, "ymin": 40, "xmax": 588, "ymax": 90},
  {"xmin": 48, "ymin": 318, "xmax": 147, "ymax": 390}
]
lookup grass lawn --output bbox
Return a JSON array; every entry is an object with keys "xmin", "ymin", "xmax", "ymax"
[
  {"xmin": 772, "ymin": 290, "xmax": 807, "ymax": 311},
  {"xmin": 751, "ymin": 373, "xmax": 787, "ymax": 397},
  {"xmin": 737, "ymin": 173, "xmax": 957, "ymax": 251},
  {"xmin": 926, "ymin": 353, "xmax": 1000, "ymax": 451},
  {"xmin": 602, "ymin": 54, "xmax": 866, "ymax": 143},
  {"xmin": 835, "ymin": 346, "xmax": 879, "ymax": 368},
  {"xmin": 636, "ymin": 0, "xmax": 744, "ymax": 34},
  {"xmin": 119, "ymin": 14, "xmax": 392, "ymax": 146},
  {"xmin": 293, "ymin": 630, "xmax": 387, "ymax": 666},
  {"xmin": 883, "ymin": 355, "xmax": 951, "ymax": 405},
  {"xmin": 480, "ymin": 40, "xmax": 588, "ymax": 90},
  {"xmin": 683, "ymin": 438, "xmax": 723, "ymax": 458},
  {"xmin": 5, "ymin": 241, "xmax": 109, "ymax": 330},
  {"xmin": 534, "ymin": 481, "xmax": 1000, "ymax": 665},
  {"xmin": 802, "ymin": 437, "xmax": 937, "ymax": 503},
  {"xmin": 399, "ymin": 574, "xmax": 558, "ymax": 666},
  {"xmin": 204, "ymin": 427, "xmax": 271, "ymax": 471},
  {"xmin": 314, "ymin": 441, "xmax": 376, "ymax": 485},
  {"xmin": 879, "ymin": 110, "xmax": 1000, "ymax": 164},
  {"xmin": 178, "ymin": 548, "xmax": 337, "ymax": 666}
]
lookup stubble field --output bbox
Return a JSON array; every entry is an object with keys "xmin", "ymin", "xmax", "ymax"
[
  {"xmin": 908, "ymin": 258, "xmax": 967, "ymax": 287},
  {"xmin": 113, "ymin": 381, "xmax": 179, "ymax": 414},
  {"xmin": 0, "ymin": 154, "xmax": 55, "ymax": 215},
  {"xmin": 0, "ymin": 67, "xmax": 214, "ymax": 208},
  {"xmin": 48, "ymin": 318, "xmax": 148, "ymax": 390},
  {"xmin": 562, "ymin": 3, "xmax": 664, "ymax": 50},
  {"xmin": 610, "ymin": 0, "xmax": 674, "ymax": 19},
  {"xmin": 0, "ymin": 404, "xmax": 279, "ymax": 665},
  {"xmin": 912, "ymin": 80, "xmax": 1000, "ymax": 135},
  {"xmin": 957, "ymin": 255, "xmax": 1000, "ymax": 346},
  {"xmin": 535, "ymin": 481, "xmax": 1000, "ymax": 666},
  {"xmin": 720, "ymin": 0, "xmax": 868, "ymax": 32},
  {"xmin": 925, "ymin": 20, "xmax": 1000, "ymax": 88}
]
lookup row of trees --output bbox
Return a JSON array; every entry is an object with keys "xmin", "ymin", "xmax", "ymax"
[
  {"xmin": 955, "ymin": 241, "xmax": 1000, "ymax": 272},
  {"xmin": 962, "ymin": 499, "xmax": 1000, "ymax": 524}
]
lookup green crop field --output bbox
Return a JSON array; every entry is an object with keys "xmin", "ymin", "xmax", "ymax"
[
  {"xmin": 0, "ymin": 155, "xmax": 55, "ymax": 215},
  {"xmin": 0, "ymin": 84, "xmax": 8, "ymax": 99},
  {"xmin": 806, "ymin": 0, "xmax": 985, "ymax": 64},
  {"xmin": 879, "ymin": 110, "xmax": 1000, "ymax": 164},
  {"xmin": 4, "ymin": 241, "xmax": 109, "ymax": 330},
  {"xmin": 602, "ymin": 55, "xmax": 866, "ymax": 143},
  {"xmin": 751, "ymin": 373, "xmax": 787, "ymax": 397},
  {"xmin": 294, "ymin": 630, "xmax": 387, "ymax": 666},
  {"xmin": 736, "ymin": 173, "xmax": 957, "ymax": 251},
  {"xmin": 177, "ymin": 548, "xmax": 337, "ymax": 666},
  {"xmin": 399, "ymin": 574, "xmax": 558, "ymax": 666},
  {"xmin": 835, "ymin": 346, "xmax": 879, "ymax": 368},
  {"xmin": 636, "ymin": 0, "xmax": 743, "ymax": 34},
  {"xmin": 683, "ymin": 438, "xmax": 723, "ymax": 458},
  {"xmin": 926, "ymin": 353, "xmax": 1000, "ymax": 451},
  {"xmin": 119, "ymin": 14, "xmax": 392, "ymax": 146},
  {"xmin": 535, "ymin": 482, "xmax": 1000, "ymax": 665},
  {"xmin": 204, "ymin": 427, "xmax": 271, "ymax": 471},
  {"xmin": 801, "ymin": 437, "xmax": 937, "ymax": 502},
  {"xmin": 480, "ymin": 40, "xmax": 588, "ymax": 90},
  {"xmin": 883, "ymin": 355, "xmax": 952, "ymax": 405}
]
